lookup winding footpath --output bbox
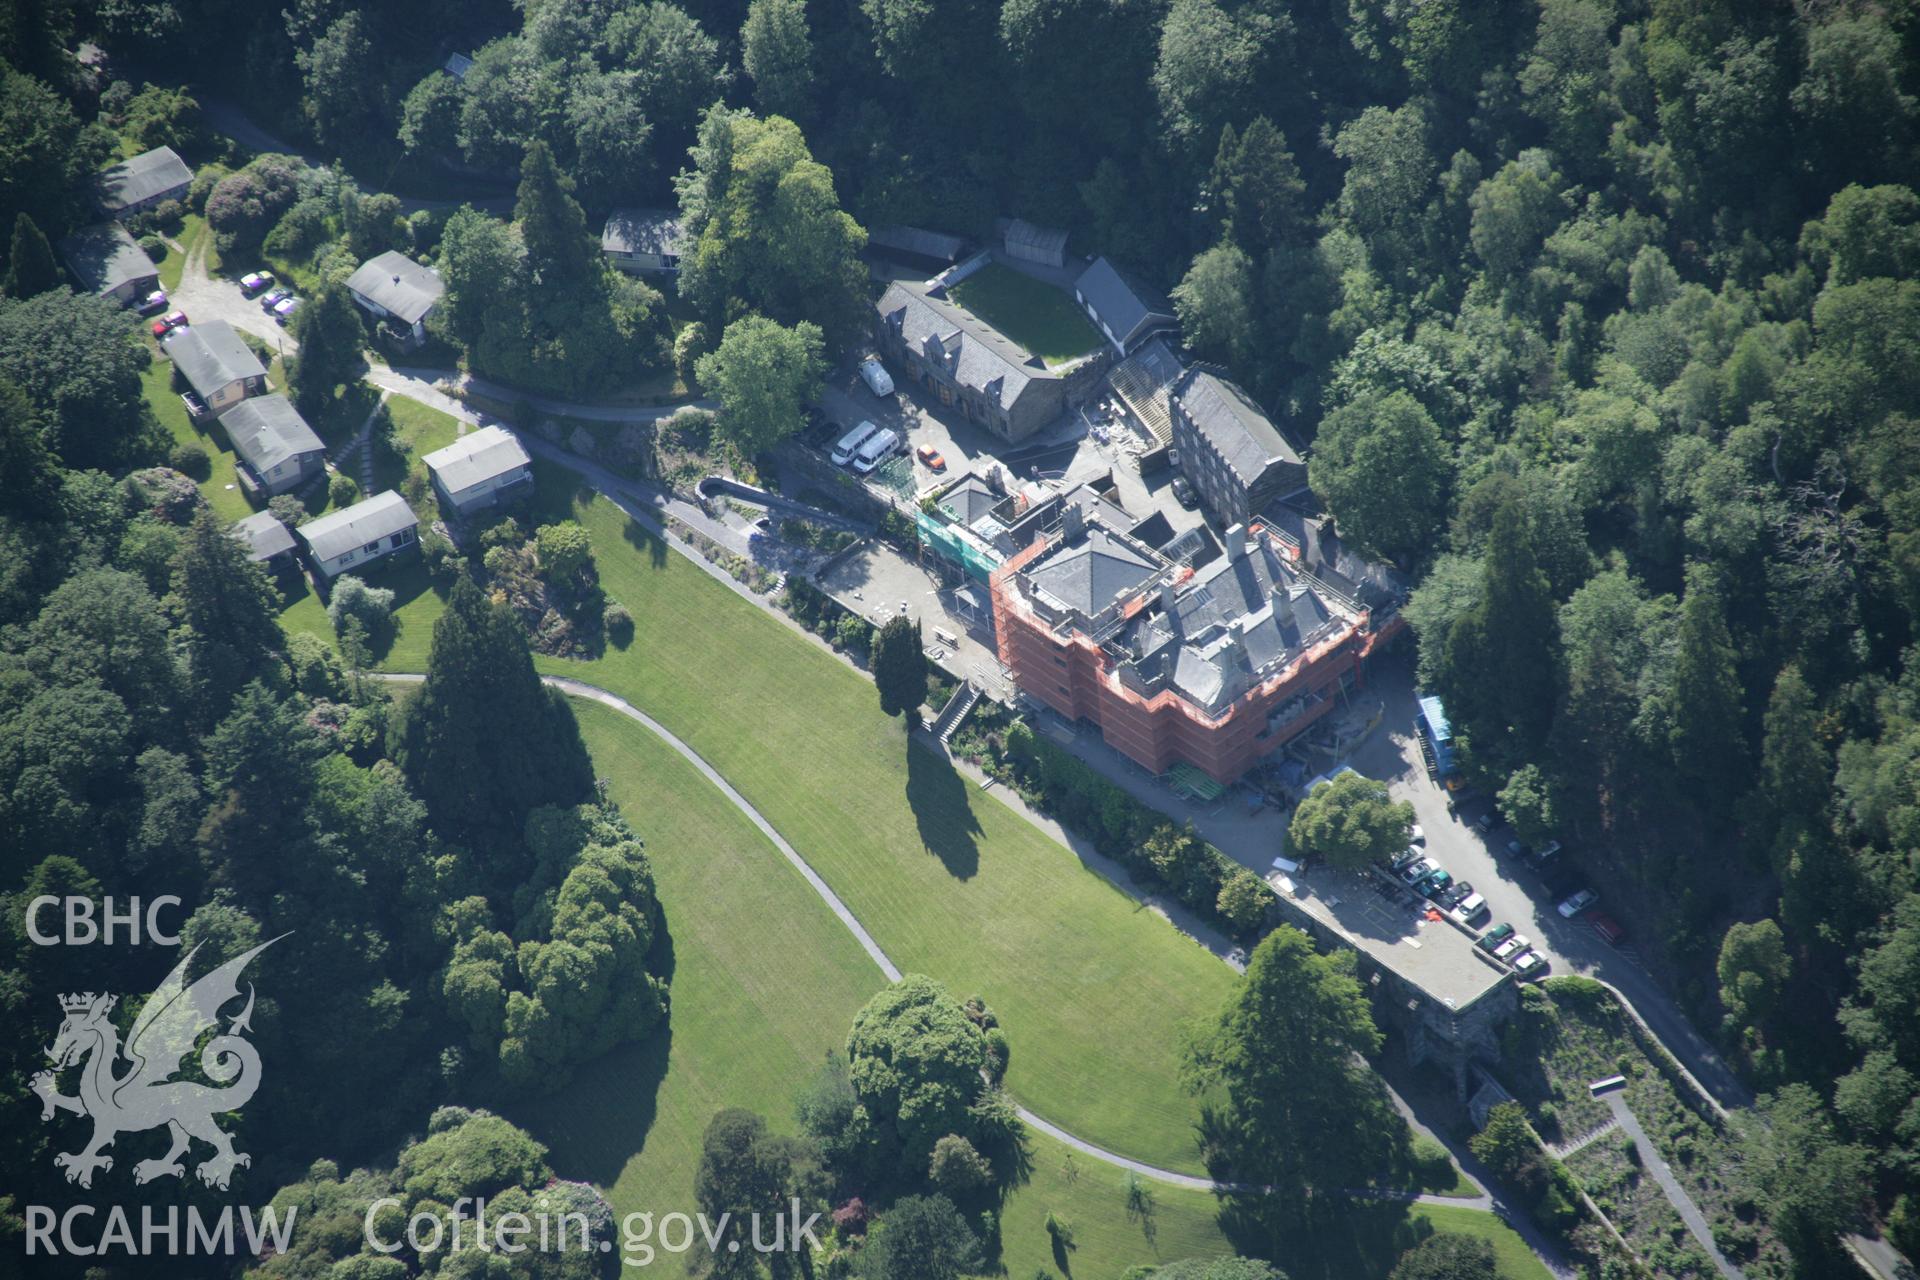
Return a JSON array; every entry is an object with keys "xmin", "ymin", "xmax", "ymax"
[{"xmin": 372, "ymin": 674, "xmax": 1491, "ymax": 1210}]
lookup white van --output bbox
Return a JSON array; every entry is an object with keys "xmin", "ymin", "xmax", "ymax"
[
  {"xmin": 859, "ymin": 356, "xmax": 895, "ymax": 397},
  {"xmin": 832, "ymin": 420, "xmax": 881, "ymax": 466},
  {"xmin": 852, "ymin": 427, "xmax": 900, "ymax": 474}
]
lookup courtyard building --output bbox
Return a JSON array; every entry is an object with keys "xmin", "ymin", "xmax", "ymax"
[{"xmin": 874, "ymin": 281, "xmax": 1077, "ymax": 443}]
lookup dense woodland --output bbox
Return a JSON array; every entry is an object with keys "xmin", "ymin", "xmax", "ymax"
[{"xmin": 0, "ymin": 0, "xmax": 1918, "ymax": 1276}]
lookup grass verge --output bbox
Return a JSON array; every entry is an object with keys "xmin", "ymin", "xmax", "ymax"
[{"xmin": 536, "ymin": 490, "xmax": 1230, "ymax": 1174}]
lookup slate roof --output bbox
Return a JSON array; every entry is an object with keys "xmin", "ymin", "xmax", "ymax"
[
  {"xmin": 299, "ymin": 490, "xmax": 418, "ymax": 562},
  {"xmin": 345, "ymin": 251, "xmax": 444, "ymax": 325},
  {"xmin": 98, "ymin": 146, "xmax": 192, "ymax": 214},
  {"xmin": 1003, "ymin": 218, "xmax": 1068, "ymax": 259},
  {"xmin": 877, "ymin": 282, "xmax": 1059, "ymax": 415},
  {"xmin": 1025, "ymin": 527, "xmax": 1159, "ymax": 617},
  {"xmin": 870, "ymin": 224, "xmax": 968, "ymax": 263},
  {"xmin": 601, "ymin": 207, "xmax": 689, "ymax": 258},
  {"xmin": 423, "ymin": 424, "xmax": 530, "ymax": 495},
  {"xmin": 164, "ymin": 320, "xmax": 267, "ymax": 398},
  {"xmin": 58, "ymin": 222, "xmax": 158, "ymax": 295},
  {"xmin": 1013, "ymin": 514, "xmax": 1355, "ymax": 714},
  {"xmin": 1174, "ymin": 369, "xmax": 1301, "ymax": 486},
  {"xmin": 1074, "ymin": 256, "xmax": 1175, "ymax": 348},
  {"xmin": 230, "ymin": 511, "xmax": 296, "ymax": 563},
  {"xmin": 219, "ymin": 394, "xmax": 322, "ymax": 477},
  {"xmin": 938, "ymin": 474, "xmax": 1003, "ymax": 526}
]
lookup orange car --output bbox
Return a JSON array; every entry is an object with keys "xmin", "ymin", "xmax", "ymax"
[{"xmin": 915, "ymin": 444, "xmax": 946, "ymax": 471}]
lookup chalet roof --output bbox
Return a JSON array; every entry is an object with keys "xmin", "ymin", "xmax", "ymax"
[
  {"xmin": 423, "ymin": 424, "xmax": 530, "ymax": 494},
  {"xmin": 164, "ymin": 321, "xmax": 267, "ymax": 398},
  {"xmin": 299, "ymin": 490, "xmax": 418, "ymax": 562},
  {"xmin": 601, "ymin": 207, "xmax": 689, "ymax": 258},
  {"xmin": 219, "ymin": 394, "xmax": 322, "ymax": 476},
  {"xmin": 58, "ymin": 222, "xmax": 157, "ymax": 294},
  {"xmin": 345, "ymin": 251, "xmax": 443, "ymax": 325},
  {"xmin": 98, "ymin": 146, "xmax": 191, "ymax": 214},
  {"xmin": 230, "ymin": 511, "xmax": 295, "ymax": 563}
]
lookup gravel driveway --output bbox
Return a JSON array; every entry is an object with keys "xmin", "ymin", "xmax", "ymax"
[{"xmin": 167, "ymin": 235, "xmax": 299, "ymax": 358}]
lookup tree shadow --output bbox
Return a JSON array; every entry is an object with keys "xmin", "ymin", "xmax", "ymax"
[
  {"xmin": 622, "ymin": 513, "xmax": 669, "ymax": 568},
  {"xmin": 507, "ymin": 919, "xmax": 675, "ymax": 1188},
  {"xmin": 904, "ymin": 741, "xmax": 979, "ymax": 879}
]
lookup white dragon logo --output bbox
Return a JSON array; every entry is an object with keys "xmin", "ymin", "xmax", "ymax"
[{"xmin": 30, "ymin": 938, "xmax": 281, "ymax": 1191}]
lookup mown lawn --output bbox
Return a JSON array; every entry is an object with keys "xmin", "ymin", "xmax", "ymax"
[
  {"xmin": 948, "ymin": 263, "xmax": 1103, "ymax": 367},
  {"xmin": 369, "ymin": 396, "xmax": 464, "ymax": 522},
  {"xmin": 277, "ymin": 558, "xmax": 445, "ymax": 668},
  {"xmin": 512, "ymin": 702, "xmax": 1233, "ymax": 1278},
  {"xmin": 515, "ymin": 701, "xmax": 1547, "ymax": 1280},
  {"xmin": 143, "ymin": 358, "xmax": 255, "ymax": 523},
  {"xmin": 531, "ymin": 492, "xmax": 1231, "ymax": 1176}
]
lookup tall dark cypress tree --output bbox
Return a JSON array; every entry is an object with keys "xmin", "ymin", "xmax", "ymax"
[
  {"xmin": 1442, "ymin": 496, "xmax": 1560, "ymax": 765},
  {"xmin": 1669, "ymin": 564, "xmax": 1748, "ymax": 812},
  {"xmin": 871, "ymin": 614, "xmax": 927, "ymax": 725},
  {"xmin": 393, "ymin": 577, "xmax": 594, "ymax": 856},
  {"xmin": 515, "ymin": 140, "xmax": 597, "ymax": 294},
  {"xmin": 3, "ymin": 212, "xmax": 58, "ymax": 297}
]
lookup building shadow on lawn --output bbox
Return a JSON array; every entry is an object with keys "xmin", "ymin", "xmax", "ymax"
[
  {"xmin": 505, "ymin": 920, "xmax": 676, "ymax": 1187},
  {"xmin": 904, "ymin": 741, "xmax": 980, "ymax": 879}
]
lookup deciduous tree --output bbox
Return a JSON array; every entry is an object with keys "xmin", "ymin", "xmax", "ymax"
[
  {"xmin": 694, "ymin": 315, "xmax": 826, "ymax": 455},
  {"xmin": 1287, "ymin": 771, "xmax": 1412, "ymax": 871}
]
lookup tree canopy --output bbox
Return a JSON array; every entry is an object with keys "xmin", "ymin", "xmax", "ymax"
[{"xmin": 1287, "ymin": 771, "xmax": 1414, "ymax": 871}]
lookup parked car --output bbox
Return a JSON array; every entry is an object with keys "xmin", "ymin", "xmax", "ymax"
[
  {"xmin": 1557, "ymin": 888, "xmax": 1599, "ymax": 918},
  {"xmin": 1439, "ymin": 880, "xmax": 1474, "ymax": 908},
  {"xmin": 260, "ymin": 288, "xmax": 288, "ymax": 310},
  {"xmin": 1477, "ymin": 923, "xmax": 1515, "ymax": 952},
  {"xmin": 179, "ymin": 390, "xmax": 206, "ymax": 418},
  {"xmin": 240, "ymin": 270, "xmax": 274, "ymax": 295},
  {"xmin": 272, "ymin": 296, "xmax": 300, "ymax": 324},
  {"xmin": 1409, "ymin": 824, "xmax": 1425, "ymax": 845},
  {"xmin": 1590, "ymin": 913, "xmax": 1627, "ymax": 945},
  {"xmin": 858, "ymin": 356, "xmax": 894, "ymax": 397},
  {"xmin": 1492, "ymin": 934, "xmax": 1531, "ymax": 962},
  {"xmin": 150, "ymin": 317, "xmax": 173, "ymax": 338},
  {"xmin": 1450, "ymin": 892, "xmax": 1489, "ymax": 924},
  {"xmin": 1511, "ymin": 950, "xmax": 1549, "ymax": 979},
  {"xmin": 1171, "ymin": 476, "xmax": 1198, "ymax": 508},
  {"xmin": 1398, "ymin": 857, "xmax": 1437, "ymax": 886},
  {"xmin": 1505, "ymin": 839, "xmax": 1531, "ymax": 860},
  {"xmin": 1527, "ymin": 839, "xmax": 1564, "ymax": 868},
  {"xmin": 162, "ymin": 310, "xmax": 188, "ymax": 330},
  {"xmin": 1417, "ymin": 869, "xmax": 1453, "ymax": 899},
  {"xmin": 916, "ymin": 444, "xmax": 947, "ymax": 471},
  {"xmin": 136, "ymin": 289, "xmax": 168, "ymax": 316},
  {"xmin": 1389, "ymin": 847, "xmax": 1423, "ymax": 872}
]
